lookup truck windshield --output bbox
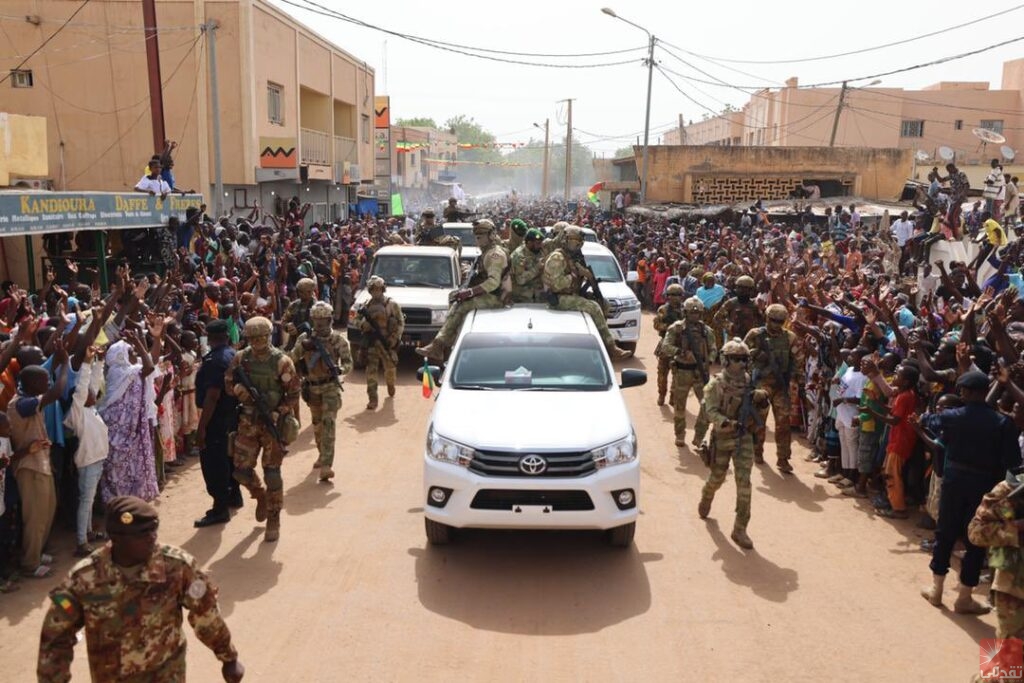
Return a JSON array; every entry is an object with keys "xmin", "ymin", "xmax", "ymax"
[
  {"xmin": 584, "ymin": 255, "xmax": 623, "ymax": 283},
  {"xmin": 450, "ymin": 333, "xmax": 611, "ymax": 390},
  {"xmin": 443, "ymin": 226, "xmax": 474, "ymax": 243},
  {"xmin": 370, "ymin": 255, "xmax": 454, "ymax": 288}
]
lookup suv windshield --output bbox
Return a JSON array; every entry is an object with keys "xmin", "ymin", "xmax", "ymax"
[
  {"xmin": 585, "ymin": 254, "xmax": 623, "ymax": 283},
  {"xmin": 370, "ymin": 255, "xmax": 454, "ymax": 288},
  {"xmin": 443, "ymin": 226, "xmax": 475, "ymax": 244},
  {"xmin": 451, "ymin": 333, "xmax": 611, "ymax": 390}
]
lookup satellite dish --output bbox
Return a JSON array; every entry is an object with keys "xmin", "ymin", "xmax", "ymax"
[
  {"xmin": 973, "ymin": 127, "xmax": 1007, "ymax": 145},
  {"xmin": 915, "ymin": 150, "xmax": 930, "ymax": 162},
  {"xmin": 938, "ymin": 146, "xmax": 955, "ymax": 161},
  {"xmin": 1001, "ymin": 145, "xmax": 1016, "ymax": 161}
]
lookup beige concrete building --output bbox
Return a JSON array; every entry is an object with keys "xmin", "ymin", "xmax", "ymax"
[
  {"xmin": 664, "ymin": 60, "xmax": 1024, "ymax": 173},
  {"xmin": 391, "ymin": 126, "xmax": 458, "ymax": 189},
  {"xmin": 0, "ymin": 113, "xmax": 49, "ymax": 187},
  {"xmin": 1, "ymin": 0, "xmax": 375, "ymax": 221}
]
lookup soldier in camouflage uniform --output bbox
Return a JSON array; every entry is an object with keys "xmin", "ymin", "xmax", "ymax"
[
  {"xmin": 355, "ymin": 276, "xmax": 404, "ymax": 410},
  {"xmin": 290, "ymin": 302, "xmax": 353, "ymax": 482},
  {"xmin": 225, "ymin": 316, "xmax": 301, "ymax": 542},
  {"xmin": 509, "ymin": 228, "xmax": 546, "ymax": 303},
  {"xmin": 415, "ymin": 208, "xmax": 460, "ymax": 252},
  {"xmin": 698, "ymin": 339, "xmax": 767, "ymax": 550},
  {"xmin": 661, "ymin": 297, "xmax": 718, "ymax": 447},
  {"xmin": 542, "ymin": 226, "xmax": 632, "ymax": 361},
  {"xmin": 541, "ymin": 220, "xmax": 570, "ymax": 256},
  {"xmin": 968, "ymin": 473, "xmax": 1024, "ymax": 664},
  {"xmin": 416, "ymin": 219, "xmax": 509, "ymax": 361},
  {"xmin": 653, "ymin": 283, "xmax": 685, "ymax": 405},
  {"xmin": 38, "ymin": 497, "xmax": 244, "ymax": 682},
  {"xmin": 713, "ymin": 275, "xmax": 762, "ymax": 344},
  {"xmin": 502, "ymin": 217, "xmax": 529, "ymax": 254},
  {"xmin": 743, "ymin": 303, "xmax": 803, "ymax": 473},
  {"xmin": 282, "ymin": 277, "xmax": 317, "ymax": 351}
]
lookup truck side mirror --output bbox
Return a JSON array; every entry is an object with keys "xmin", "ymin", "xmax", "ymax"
[
  {"xmin": 619, "ymin": 369, "xmax": 647, "ymax": 389},
  {"xmin": 417, "ymin": 365, "xmax": 442, "ymax": 385}
]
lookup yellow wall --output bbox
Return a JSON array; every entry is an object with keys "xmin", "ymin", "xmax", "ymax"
[{"xmin": 0, "ymin": 113, "xmax": 48, "ymax": 185}]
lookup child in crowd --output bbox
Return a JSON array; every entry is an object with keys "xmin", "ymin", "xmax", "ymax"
[
  {"xmin": 63, "ymin": 347, "xmax": 108, "ymax": 557},
  {"xmin": 867, "ymin": 365, "xmax": 921, "ymax": 519}
]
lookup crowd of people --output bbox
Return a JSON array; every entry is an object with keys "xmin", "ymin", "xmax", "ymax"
[{"xmin": 6, "ymin": 160, "xmax": 1024, "ymax": 677}]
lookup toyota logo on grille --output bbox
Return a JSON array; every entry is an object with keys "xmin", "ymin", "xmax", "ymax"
[{"xmin": 518, "ymin": 454, "xmax": 548, "ymax": 475}]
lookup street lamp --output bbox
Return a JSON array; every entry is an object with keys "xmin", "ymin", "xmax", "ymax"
[
  {"xmin": 602, "ymin": 7, "xmax": 655, "ymax": 204},
  {"xmin": 533, "ymin": 120, "xmax": 550, "ymax": 198}
]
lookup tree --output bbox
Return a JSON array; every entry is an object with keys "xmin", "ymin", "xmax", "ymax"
[
  {"xmin": 614, "ymin": 146, "xmax": 635, "ymax": 159},
  {"xmin": 396, "ymin": 117, "xmax": 438, "ymax": 128}
]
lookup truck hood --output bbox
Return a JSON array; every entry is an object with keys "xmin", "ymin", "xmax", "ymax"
[
  {"xmin": 597, "ymin": 281, "xmax": 637, "ymax": 301},
  {"xmin": 353, "ymin": 287, "xmax": 451, "ymax": 309},
  {"xmin": 431, "ymin": 388, "xmax": 632, "ymax": 451}
]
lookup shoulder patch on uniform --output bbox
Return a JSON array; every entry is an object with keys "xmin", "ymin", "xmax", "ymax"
[
  {"xmin": 50, "ymin": 591, "xmax": 79, "ymax": 618},
  {"xmin": 161, "ymin": 544, "xmax": 197, "ymax": 565},
  {"xmin": 187, "ymin": 579, "xmax": 208, "ymax": 600}
]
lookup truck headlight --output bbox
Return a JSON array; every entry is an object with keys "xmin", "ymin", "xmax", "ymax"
[
  {"xmin": 426, "ymin": 426, "xmax": 474, "ymax": 467},
  {"xmin": 619, "ymin": 299, "xmax": 641, "ymax": 312},
  {"xmin": 431, "ymin": 309, "xmax": 448, "ymax": 325},
  {"xmin": 591, "ymin": 432, "xmax": 637, "ymax": 469}
]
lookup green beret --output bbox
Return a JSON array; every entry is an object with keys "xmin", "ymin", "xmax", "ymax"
[
  {"xmin": 106, "ymin": 496, "xmax": 159, "ymax": 535},
  {"xmin": 524, "ymin": 228, "xmax": 544, "ymax": 241},
  {"xmin": 510, "ymin": 218, "xmax": 528, "ymax": 236}
]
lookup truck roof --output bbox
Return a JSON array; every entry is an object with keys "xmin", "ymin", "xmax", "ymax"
[
  {"xmin": 373, "ymin": 245, "xmax": 457, "ymax": 257},
  {"xmin": 466, "ymin": 306, "xmax": 596, "ymax": 336}
]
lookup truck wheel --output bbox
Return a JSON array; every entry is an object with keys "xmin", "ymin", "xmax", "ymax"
[
  {"xmin": 425, "ymin": 518, "xmax": 453, "ymax": 545},
  {"xmin": 605, "ymin": 522, "xmax": 635, "ymax": 547},
  {"xmin": 618, "ymin": 342, "xmax": 637, "ymax": 354}
]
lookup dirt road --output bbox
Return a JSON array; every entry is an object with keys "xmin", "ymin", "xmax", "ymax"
[{"xmin": 2, "ymin": 313, "xmax": 997, "ymax": 681}]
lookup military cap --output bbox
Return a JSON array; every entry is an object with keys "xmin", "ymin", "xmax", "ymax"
[
  {"xmin": 510, "ymin": 218, "xmax": 529, "ymax": 236},
  {"xmin": 421, "ymin": 208, "xmax": 436, "ymax": 217},
  {"xmin": 244, "ymin": 316, "xmax": 273, "ymax": 337},
  {"xmin": 524, "ymin": 228, "xmax": 544, "ymax": 241},
  {"xmin": 106, "ymin": 496, "xmax": 159, "ymax": 535},
  {"xmin": 956, "ymin": 370, "xmax": 990, "ymax": 390},
  {"xmin": 206, "ymin": 320, "xmax": 229, "ymax": 336}
]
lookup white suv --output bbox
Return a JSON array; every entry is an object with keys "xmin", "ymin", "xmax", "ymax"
[
  {"xmin": 420, "ymin": 306, "xmax": 647, "ymax": 547},
  {"xmin": 581, "ymin": 242, "xmax": 642, "ymax": 353}
]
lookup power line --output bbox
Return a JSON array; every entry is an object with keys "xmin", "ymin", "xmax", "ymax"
[
  {"xmin": 278, "ymin": 0, "xmax": 641, "ymax": 68},
  {"xmin": 674, "ymin": 5, "xmax": 1024, "ymax": 65},
  {"xmin": 0, "ymin": 0, "xmax": 93, "ymax": 84}
]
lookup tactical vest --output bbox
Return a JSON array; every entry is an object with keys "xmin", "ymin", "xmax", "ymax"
[
  {"xmin": 752, "ymin": 329, "xmax": 792, "ymax": 380},
  {"xmin": 658, "ymin": 306, "xmax": 682, "ymax": 338},
  {"xmin": 729, "ymin": 299, "xmax": 759, "ymax": 337},
  {"xmin": 362, "ymin": 297, "xmax": 393, "ymax": 343},
  {"xmin": 675, "ymin": 322, "xmax": 711, "ymax": 369},
  {"xmin": 290, "ymin": 300, "xmax": 313, "ymax": 327},
  {"xmin": 469, "ymin": 244, "xmax": 509, "ymax": 295},
  {"xmin": 241, "ymin": 347, "xmax": 284, "ymax": 409}
]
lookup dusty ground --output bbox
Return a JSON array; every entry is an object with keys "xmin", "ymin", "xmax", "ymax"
[{"xmin": 1, "ymin": 313, "xmax": 999, "ymax": 681}]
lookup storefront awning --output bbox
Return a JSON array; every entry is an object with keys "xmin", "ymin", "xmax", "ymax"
[{"xmin": 0, "ymin": 191, "xmax": 204, "ymax": 237}]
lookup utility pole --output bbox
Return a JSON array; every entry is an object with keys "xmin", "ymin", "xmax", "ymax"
[
  {"xmin": 561, "ymin": 99, "xmax": 574, "ymax": 200},
  {"xmin": 639, "ymin": 32, "xmax": 654, "ymax": 203},
  {"xmin": 141, "ymin": 0, "xmax": 166, "ymax": 154},
  {"xmin": 204, "ymin": 21, "xmax": 224, "ymax": 217},
  {"xmin": 540, "ymin": 119, "xmax": 550, "ymax": 198},
  {"xmin": 678, "ymin": 113, "xmax": 685, "ymax": 145},
  {"xmin": 829, "ymin": 81, "xmax": 848, "ymax": 148}
]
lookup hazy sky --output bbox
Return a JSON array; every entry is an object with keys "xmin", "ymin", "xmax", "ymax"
[{"xmin": 269, "ymin": 0, "xmax": 1024, "ymax": 156}]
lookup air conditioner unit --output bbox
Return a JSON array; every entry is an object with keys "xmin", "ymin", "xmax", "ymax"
[{"xmin": 8, "ymin": 177, "xmax": 53, "ymax": 190}]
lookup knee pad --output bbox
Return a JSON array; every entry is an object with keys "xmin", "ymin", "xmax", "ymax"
[
  {"xmin": 263, "ymin": 467, "xmax": 283, "ymax": 491},
  {"xmin": 233, "ymin": 467, "xmax": 257, "ymax": 485}
]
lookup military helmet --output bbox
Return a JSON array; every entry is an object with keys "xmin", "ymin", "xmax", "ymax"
[
  {"xmin": 367, "ymin": 275, "xmax": 386, "ymax": 292},
  {"xmin": 550, "ymin": 221, "xmax": 570, "ymax": 237},
  {"xmin": 766, "ymin": 303, "xmax": 788, "ymax": 322},
  {"xmin": 721, "ymin": 338, "xmax": 751, "ymax": 356},
  {"xmin": 735, "ymin": 275, "xmax": 755, "ymax": 289},
  {"xmin": 296, "ymin": 278, "xmax": 316, "ymax": 294},
  {"xmin": 665, "ymin": 283, "xmax": 684, "ymax": 297},
  {"xmin": 683, "ymin": 297, "xmax": 705, "ymax": 313},
  {"xmin": 563, "ymin": 226, "xmax": 583, "ymax": 242},
  {"xmin": 310, "ymin": 301, "xmax": 333, "ymax": 320},
  {"xmin": 244, "ymin": 316, "xmax": 273, "ymax": 337},
  {"xmin": 472, "ymin": 219, "xmax": 496, "ymax": 235}
]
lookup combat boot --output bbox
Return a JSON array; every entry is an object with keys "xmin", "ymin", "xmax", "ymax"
[
  {"xmin": 264, "ymin": 513, "xmax": 280, "ymax": 542},
  {"xmin": 920, "ymin": 574, "xmax": 944, "ymax": 607},
  {"xmin": 366, "ymin": 397, "xmax": 378, "ymax": 411},
  {"xmin": 319, "ymin": 466, "xmax": 335, "ymax": 482},
  {"xmin": 731, "ymin": 527, "xmax": 754, "ymax": 550},
  {"xmin": 387, "ymin": 383, "xmax": 396, "ymax": 397},
  {"xmin": 415, "ymin": 340, "xmax": 446, "ymax": 362},
  {"xmin": 657, "ymin": 393, "xmax": 665, "ymax": 406},
  {"xmin": 754, "ymin": 452, "xmax": 765, "ymax": 465},
  {"xmin": 777, "ymin": 458, "xmax": 794, "ymax": 474},
  {"xmin": 253, "ymin": 490, "xmax": 268, "ymax": 523},
  {"xmin": 698, "ymin": 497, "xmax": 712, "ymax": 519},
  {"xmin": 953, "ymin": 584, "xmax": 991, "ymax": 615},
  {"xmin": 607, "ymin": 344, "xmax": 632, "ymax": 361}
]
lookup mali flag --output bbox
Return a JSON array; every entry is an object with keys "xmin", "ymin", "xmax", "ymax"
[
  {"xmin": 586, "ymin": 181, "xmax": 604, "ymax": 205},
  {"xmin": 421, "ymin": 358, "xmax": 436, "ymax": 398}
]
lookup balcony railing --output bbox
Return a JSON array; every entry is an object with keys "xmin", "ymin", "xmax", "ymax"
[
  {"xmin": 300, "ymin": 128, "xmax": 330, "ymax": 166},
  {"xmin": 333, "ymin": 135, "xmax": 358, "ymax": 182}
]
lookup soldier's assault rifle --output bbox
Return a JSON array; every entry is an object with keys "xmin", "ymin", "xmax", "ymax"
[
  {"xmin": 297, "ymin": 323, "xmax": 343, "ymax": 390},
  {"xmin": 568, "ymin": 251, "xmax": 607, "ymax": 313},
  {"xmin": 356, "ymin": 306, "xmax": 398, "ymax": 362},
  {"xmin": 234, "ymin": 363, "xmax": 286, "ymax": 447}
]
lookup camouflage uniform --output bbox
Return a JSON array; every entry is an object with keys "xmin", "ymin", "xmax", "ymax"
[
  {"xmin": 225, "ymin": 323, "xmax": 301, "ymax": 541},
  {"xmin": 38, "ymin": 544, "xmax": 236, "ymax": 682},
  {"xmin": 743, "ymin": 314, "xmax": 803, "ymax": 469},
  {"xmin": 416, "ymin": 221, "xmax": 509, "ymax": 360},
  {"xmin": 356, "ymin": 282, "xmax": 404, "ymax": 408},
  {"xmin": 660, "ymin": 316, "xmax": 717, "ymax": 446},
  {"xmin": 282, "ymin": 279, "xmax": 316, "ymax": 351},
  {"xmin": 713, "ymin": 296, "xmax": 762, "ymax": 342},
  {"xmin": 698, "ymin": 345, "xmax": 768, "ymax": 549},
  {"xmin": 509, "ymin": 242, "xmax": 545, "ymax": 303},
  {"xmin": 290, "ymin": 303, "xmax": 353, "ymax": 479},
  {"xmin": 969, "ymin": 480, "xmax": 1024, "ymax": 640},
  {"xmin": 652, "ymin": 296, "xmax": 684, "ymax": 403}
]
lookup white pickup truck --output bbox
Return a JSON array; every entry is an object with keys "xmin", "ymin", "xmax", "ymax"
[{"xmin": 347, "ymin": 245, "xmax": 462, "ymax": 366}]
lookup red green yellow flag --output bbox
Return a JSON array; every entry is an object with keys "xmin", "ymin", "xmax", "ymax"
[{"xmin": 422, "ymin": 358, "xmax": 435, "ymax": 398}]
